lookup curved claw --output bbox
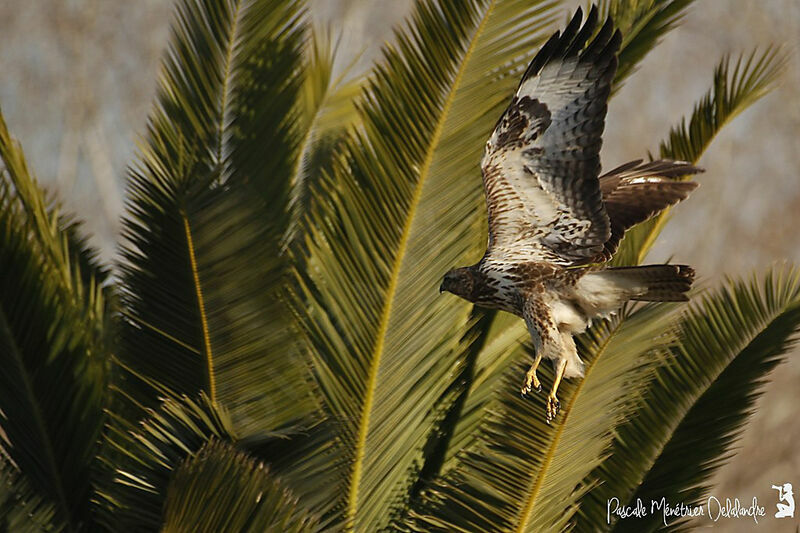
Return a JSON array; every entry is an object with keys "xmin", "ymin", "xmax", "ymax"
[
  {"xmin": 520, "ymin": 381, "xmax": 543, "ymax": 397},
  {"xmin": 545, "ymin": 395, "xmax": 560, "ymax": 424},
  {"xmin": 544, "ymin": 358, "xmax": 567, "ymax": 423},
  {"xmin": 522, "ymin": 369, "xmax": 542, "ymax": 397}
]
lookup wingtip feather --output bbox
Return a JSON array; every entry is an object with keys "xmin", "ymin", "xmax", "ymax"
[{"xmin": 521, "ymin": 5, "xmax": 619, "ymax": 85}]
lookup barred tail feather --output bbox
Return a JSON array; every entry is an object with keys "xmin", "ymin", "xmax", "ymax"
[
  {"xmin": 609, "ymin": 264, "xmax": 695, "ymax": 302},
  {"xmin": 573, "ymin": 264, "xmax": 694, "ymax": 323}
]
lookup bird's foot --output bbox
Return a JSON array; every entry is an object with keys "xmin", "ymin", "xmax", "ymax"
[
  {"xmin": 545, "ymin": 393, "xmax": 560, "ymax": 424},
  {"xmin": 520, "ymin": 368, "xmax": 542, "ymax": 396}
]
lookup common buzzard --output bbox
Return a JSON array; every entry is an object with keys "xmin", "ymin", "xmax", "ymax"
[{"xmin": 440, "ymin": 7, "xmax": 699, "ymax": 423}]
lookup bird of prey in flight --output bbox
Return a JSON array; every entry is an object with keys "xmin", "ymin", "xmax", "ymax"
[{"xmin": 440, "ymin": 6, "xmax": 699, "ymax": 423}]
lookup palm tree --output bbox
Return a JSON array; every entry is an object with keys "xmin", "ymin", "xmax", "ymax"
[{"xmin": 0, "ymin": 0, "xmax": 794, "ymax": 531}]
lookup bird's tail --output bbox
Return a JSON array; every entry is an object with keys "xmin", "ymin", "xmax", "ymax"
[
  {"xmin": 604, "ymin": 264, "xmax": 695, "ymax": 302},
  {"xmin": 573, "ymin": 264, "xmax": 694, "ymax": 319}
]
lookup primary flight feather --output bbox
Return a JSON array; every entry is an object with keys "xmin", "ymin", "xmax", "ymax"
[{"xmin": 440, "ymin": 6, "xmax": 699, "ymax": 423}]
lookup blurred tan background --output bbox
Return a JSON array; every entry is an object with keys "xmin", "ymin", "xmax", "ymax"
[{"xmin": 0, "ymin": 1, "xmax": 798, "ymax": 530}]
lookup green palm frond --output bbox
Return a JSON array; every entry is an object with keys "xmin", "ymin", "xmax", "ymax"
[
  {"xmin": 240, "ymin": 419, "xmax": 341, "ymax": 523},
  {"xmin": 576, "ymin": 267, "xmax": 800, "ymax": 532},
  {"xmin": 660, "ymin": 47, "xmax": 787, "ymax": 162},
  {"xmin": 119, "ymin": 178, "xmax": 317, "ymax": 433},
  {"xmin": 0, "ymin": 459, "xmax": 61, "ymax": 533},
  {"xmin": 298, "ymin": 29, "xmax": 360, "ymax": 135},
  {"xmin": 223, "ymin": 1, "xmax": 306, "ymax": 219},
  {"xmin": 0, "ymin": 113, "xmax": 109, "ymax": 531},
  {"xmin": 161, "ymin": 440, "xmax": 319, "ymax": 533},
  {"xmin": 293, "ymin": 0, "xmax": 561, "ymax": 529},
  {"xmin": 613, "ymin": 47, "xmax": 787, "ymax": 266},
  {"xmin": 287, "ymin": 28, "xmax": 362, "ymax": 241},
  {"xmin": 0, "ymin": 113, "xmax": 106, "ymax": 286},
  {"xmin": 404, "ymin": 304, "xmax": 679, "ymax": 532},
  {"xmin": 0, "ymin": 111, "xmax": 110, "ymax": 373},
  {"xmin": 116, "ymin": 0, "xmax": 316, "ymax": 433},
  {"xmin": 408, "ymin": 308, "xmax": 498, "ymax": 503},
  {"xmin": 595, "ymin": 0, "xmax": 697, "ymax": 88},
  {"xmin": 438, "ymin": 311, "xmax": 527, "ymax": 468},
  {"xmin": 95, "ymin": 395, "xmax": 235, "ymax": 530}
]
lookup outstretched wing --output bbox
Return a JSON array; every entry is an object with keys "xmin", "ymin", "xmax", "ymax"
[
  {"xmin": 482, "ymin": 7, "xmax": 620, "ymax": 266},
  {"xmin": 593, "ymin": 159, "xmax": 702, "ymax": 262}
]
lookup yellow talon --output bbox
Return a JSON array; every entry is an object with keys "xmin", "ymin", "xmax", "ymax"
[
  {"xmin": 546, "ymin": 394, "xmax": 560, "ymax": 424},
  {"xmin": 521, "ymin": 352, "xmax": 543, "ymax": 395},
  {"xmin": 545, "ymin": 358, "xmax": 567, "ymax": 423}
]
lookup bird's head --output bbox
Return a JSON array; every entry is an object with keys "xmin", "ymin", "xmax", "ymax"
[{"xmin": 440, "ymin": 266, "xmax": 477, "ymax": 301}]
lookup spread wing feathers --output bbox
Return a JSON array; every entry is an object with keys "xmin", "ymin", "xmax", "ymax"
[
  {"xmin": 482, "ymin": 6, "xmax": 622, "ymax": 266},
  {"xmin": 592, "ymin": 159, "xmax": 702, "ymax": 262}
]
